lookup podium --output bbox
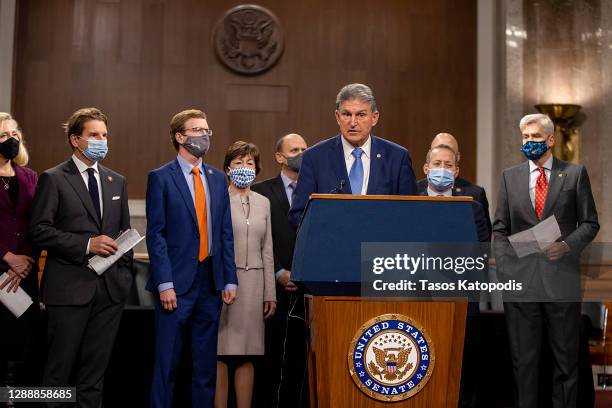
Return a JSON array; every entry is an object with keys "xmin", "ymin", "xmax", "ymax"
[{"xmin": 292, "ymin": 194, "xmax": 478, "ymax": 407}]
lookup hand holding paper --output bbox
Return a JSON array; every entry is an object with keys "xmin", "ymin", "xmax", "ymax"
[
  {"xmin": 508, "ymin": 215, "xmax": 562, "ymax": 258},
  {"xmin": 88, "ymin": 229, "xmax": 144, "ymax": 275}
]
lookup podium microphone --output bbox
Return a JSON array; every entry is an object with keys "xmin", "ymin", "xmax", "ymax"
[{"xmin": 331, "ymin": 180, "xmax": 345, "ymax": 193}]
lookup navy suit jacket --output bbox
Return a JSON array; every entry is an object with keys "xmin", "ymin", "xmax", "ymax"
[
  {"xmin": 288, "ymin": 134, "xmax": 417, "ymax": 226},
  {"xmin": 145, "ymin": 158, "xmax": 237, "ymax": 295}
]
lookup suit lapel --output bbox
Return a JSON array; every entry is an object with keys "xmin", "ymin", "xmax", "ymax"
[
  {"xmin": 202, "ymin": 162, "xmax": 216, "ymax": 233},
  {"xmin": 13, "ymin": 166, "xmax": 27, "ymax": 217},
  {"xmin": 99, "ymin": 166, "xmax": 115, "ymax": 231},
  {"xmin": 541, "ymin": 157, "xmax": 566, "ymax": 219},
  {"xmin": 330, "ymin": 135, "xmax": 350, "ymax": 193},
  {"xmin": 366, "ymin": 136, "xmax": 380, "ymax": 195},
  {"xmin": 63, "ymin": 160, "xmax": 101, "ymax": 229},
  {"xmin": 272, "ymin": 174, "xmax": 290, "ymax": 212},
  {"xmin": 517, "ymin": 162, "xmax": 539, "ymax": 224},
  {"xmin": 169, "ymin": 160, "xmax": 198, "ymax": 227}
]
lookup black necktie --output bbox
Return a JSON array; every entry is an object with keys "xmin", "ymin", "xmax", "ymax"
[{"xmin": 86, "ymin": 168, "xmax": 101, "ymax": 221}]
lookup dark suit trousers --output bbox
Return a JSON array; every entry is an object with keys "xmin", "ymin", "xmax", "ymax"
[
  {"xmin": 150, "ymin": 260, "xmax": 222, "ymax": 408},
  {"xmin": 256, "ymin": 292, "xmax": 308, "ymax": 408},
  {"xmin": 504, "ymin": 302, "xmax": 580, "ymax": 408},
  {"xmin": 43, "ymin": 276, "xmax": 124, "ymax": 408}
]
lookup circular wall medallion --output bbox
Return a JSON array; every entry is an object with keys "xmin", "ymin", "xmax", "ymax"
[
  {"xmin": 212, "ymin": 4, "xmax": 284, "ymax": 75},
  {"xmin": 347, "ymin": 313, "xmax": 436, "ymax": 402}
]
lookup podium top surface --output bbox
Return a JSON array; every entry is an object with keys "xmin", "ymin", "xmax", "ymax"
[{"xmin": 310, "ymin": 193, "xmax": 473, "ymax": 202}]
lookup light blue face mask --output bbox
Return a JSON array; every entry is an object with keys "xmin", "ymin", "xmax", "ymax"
[
  {"xmin": 79, "ymin": 138, "xmax": 108, "ymax": 162},
  {"xmin": 427, "ymin": 167, "xmax": 455, "ymax": 191}
]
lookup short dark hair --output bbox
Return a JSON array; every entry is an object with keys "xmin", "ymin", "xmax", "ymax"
[
  {"xmin": 63, "ymin": 107, "xmax": 108, "ymax": 147},
  {"xmin": 170, "ymin": 109, "xmax": 207, "ymax": 151},
  {"xmin": 223, "ymin": 141, "xmax": 261, "ymax": 175}
]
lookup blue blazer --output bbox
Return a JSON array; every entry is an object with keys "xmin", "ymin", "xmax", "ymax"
[
  {"xmin": 145, "ymin": 159, "xmax": 237, "ymax": 295},
  {"xmin": 288, "ymin": 134, "xmax": 417, "ymax": 226}
]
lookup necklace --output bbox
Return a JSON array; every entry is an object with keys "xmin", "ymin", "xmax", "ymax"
[{"xmin": 0, "ymin": 176, "xmax": 10, "ymax": 190}]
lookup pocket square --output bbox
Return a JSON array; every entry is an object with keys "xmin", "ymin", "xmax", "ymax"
[{"xmin": 112, "ymin": 196, "xmax": 121, "ymax": 200}]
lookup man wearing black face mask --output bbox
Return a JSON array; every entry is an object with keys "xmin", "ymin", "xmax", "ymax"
[
  {"xmin": 251, "ymin": 133, "xmax": 309, "ymax": 408},
  {"xmin": 493, "ymin": 113, "xmax": 599, "ymax": 408}
]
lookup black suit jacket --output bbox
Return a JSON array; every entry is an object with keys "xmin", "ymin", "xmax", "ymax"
[
  {"xmin": 252, "ymin": 174, "xmax": 296, "ymax": 273},
  {"xmin": 418, "ymin": 176, "xmax": 491, "ymax": 236},
  {"xmin": 29, "ymin": 159, "xmax": 133, "ymax": 306}
]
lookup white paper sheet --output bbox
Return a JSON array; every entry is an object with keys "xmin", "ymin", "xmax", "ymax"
[
  {"xmin": 0, "ymin": 273, "xmax": 34, "ymax": 318},
  {"xmin": 508, "ymin": 215, "xmax": 562, "ymax": 258},
  {"xmin": 88, "ymin": 229, "xmax": 144, "ymax": 275}
]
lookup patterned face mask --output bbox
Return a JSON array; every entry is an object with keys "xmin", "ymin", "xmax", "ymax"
[
  {"xmin": 228, "ymin": 167, "xmax": 256, "ymax": 189},
  {"xmin": 520, "ymin": 139, "xmax": 549, "ymax": 161}
]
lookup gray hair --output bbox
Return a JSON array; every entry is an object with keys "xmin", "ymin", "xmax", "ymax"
[
  {"xmin": 519, "ymin": 113, "xmax": 554, "ymax": 135},
  {"xmin": 335, "ymin": 83, "xmax": 377, "ymax": 112},
  {"xmin": 425, "ymin": 144, "xmax": 457, "ymax": 164}
]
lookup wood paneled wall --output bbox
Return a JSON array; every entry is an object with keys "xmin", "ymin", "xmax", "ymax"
[{"xmin": 13, "ymin": 0, "xmax": 476, "ymax": 197}]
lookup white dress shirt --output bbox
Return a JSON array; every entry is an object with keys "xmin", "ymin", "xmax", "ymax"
[
  {"xmin": 72, "ymin": 154, "xmax": 103, "ymax": 255},
  {"xmin": 341, "ymin": 135, "xmax": 371, "ymax": 195},
  {"xmin": 528, "ymin": 155, "xmax": 553, "ymax": 208},
  {"xmin": 72, "ymin": 154, "xmax": 103, "ymax": 217}
]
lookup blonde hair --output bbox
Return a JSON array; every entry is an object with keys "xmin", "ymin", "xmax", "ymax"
[{"xmin": 0, "ymin": 112, "xmax": 29, "ymax": 166}]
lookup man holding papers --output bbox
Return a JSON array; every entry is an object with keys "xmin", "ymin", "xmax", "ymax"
[
  {"xmin": 29, "ymin": 108, "xmax": 133, "ymax": 408},
  {"xmin": 492, "ymin": 113, "xmax": 599, "ymax": 408}
]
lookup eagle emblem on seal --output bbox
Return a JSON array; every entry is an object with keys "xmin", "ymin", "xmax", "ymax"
[
  {"xmin": 369, "ymin": 346, "xmax": 414, "ymax": 381},
  {"xmin": 213, "ymin": 5, "xmax": 284, "ymax": 75}
]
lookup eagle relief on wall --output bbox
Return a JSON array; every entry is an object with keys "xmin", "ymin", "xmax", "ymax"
[{"xmin": 212, "ymin": 4, "xmax": 284, "ymax": 75}]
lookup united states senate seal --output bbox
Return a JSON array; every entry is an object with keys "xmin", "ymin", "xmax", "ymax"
[{"xmin": 347, "ymin": 314, "xmax": 435, "ymax": 402}]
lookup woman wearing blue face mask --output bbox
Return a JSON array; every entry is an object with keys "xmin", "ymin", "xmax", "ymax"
[
  {"xmin": 0, "ymin": 113, "xmax": 41, "ymax": 389},
  {"xmin": 216, "ymin": 141, "xmax": 276, "ymax": 408}
]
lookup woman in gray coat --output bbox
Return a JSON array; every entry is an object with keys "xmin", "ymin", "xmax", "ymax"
[{"xmin": 215, "ymin": 141, "xmax": 276, "ymax": 408}]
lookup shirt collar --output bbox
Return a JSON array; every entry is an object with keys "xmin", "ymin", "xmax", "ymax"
[
  {"xmin": 280, "ymin": 171, "xmax": 294, "ymax": 189},
  {"xmin": 177, "ymin": 153, "xmax": 203, "ymax": 176},
  {"xmin": 341, "ymin": 135, "xmax": 371, "ymax": 160},
  {"xmin": 427, "ymin": 186, "xmax": 452, "ymax": 197},
  {"xmin": 72, "ymin": 154, "xmax": 99, "ymax": 174},
  {"xmin": 528, "ymin": 154, "xmax": 553, "ymax": 173}
]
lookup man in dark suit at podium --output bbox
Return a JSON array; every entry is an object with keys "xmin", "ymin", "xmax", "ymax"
[
  {"xmin": 417, "ymin": 133, "xmax": 491, "ymax": 236},
  {"xmin": 288, "ymin": 83, "xmax": 417, "ymax": 226},
  {"xmin": 493, "ymin": 113, "xmax": 599, "ymax": 408},
  {"xmin": 252, "ymin": 133, "xmax": 309, "ymax": 408}
]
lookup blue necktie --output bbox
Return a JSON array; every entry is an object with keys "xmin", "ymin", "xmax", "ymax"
[
  {"xmin": 349, "ymin": 148, "xmax": 364, "ymax": 195},
  {"xmin": 86, "ymin": 168, "xmax": 102, "ymax": 221}
]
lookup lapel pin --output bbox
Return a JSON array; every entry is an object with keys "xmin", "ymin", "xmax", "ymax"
[
  {"xmin": 455, "ymin": 187, "xmax": 462, "ymax": 193},
  {"xmin": 108, "ymin": 176, "xmax": 113, "ymax": 182},
  {"xmin": 376, "ymin": 154, "xmax": 381, "ymax": 158},
  {"xmin": 208, "ymin": 169, "xmax": 213, "ymax": 174},
  {"xmin": 558, "ymin": 173, "xmax": 566, "ymax": 177}
]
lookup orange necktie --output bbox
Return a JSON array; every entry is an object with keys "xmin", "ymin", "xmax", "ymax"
[
  {"xmin": 192, "ymin": 167, "xmax": 209, "ymax": 261},
  {"xmin": 535, "ymin": 167, "xmax": 548, "ymax": 220}
]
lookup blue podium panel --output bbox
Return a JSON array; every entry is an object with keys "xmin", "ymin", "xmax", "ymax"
[{"xmin": 292, "ymin": 195, "xmax": 478, "ymax": 294}]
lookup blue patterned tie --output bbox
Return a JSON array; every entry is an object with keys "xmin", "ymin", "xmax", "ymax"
[
  {"xmin": 349, "ymin": 148, "xmax": 364, "ymax": 195},
  {"xmin": 86, "ymin": 168, "xmax": 102, "ymax": 222}
]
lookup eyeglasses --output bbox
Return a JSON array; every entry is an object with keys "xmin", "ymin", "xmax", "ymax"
[{"xmin": 182, "ymin": 127, "xmax": 213, "ymax": 137}]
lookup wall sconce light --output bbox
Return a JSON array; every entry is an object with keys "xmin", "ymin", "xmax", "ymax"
[{"xmin": 534, "ymin": 104, "xmax": 582, "ymax": 164}]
